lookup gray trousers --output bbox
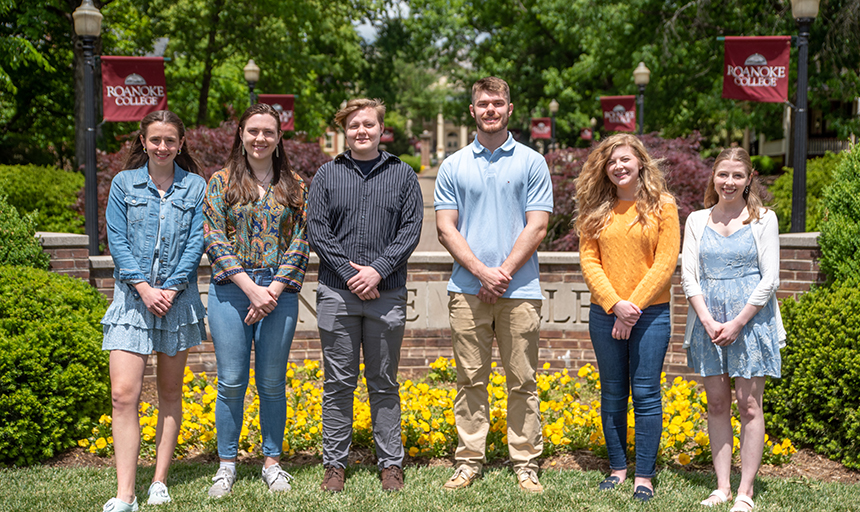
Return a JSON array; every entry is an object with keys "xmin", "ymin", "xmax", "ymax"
[{"xmin": 316, "ymin": 283, "xmax": 406, "ymax": 469}]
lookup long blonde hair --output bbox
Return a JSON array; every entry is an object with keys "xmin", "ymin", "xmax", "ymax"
[
  {"xmin": 574, "ymin": 133, "xmax": 675, "ymax": 240},
  {"xmin": 705, "ymin": 147, "xmax": 764, "ymax": 224}
]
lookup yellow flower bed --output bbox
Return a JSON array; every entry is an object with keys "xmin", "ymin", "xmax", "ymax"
[{"xmin": 80, "ymin": 358, "xmax": 796, "ymax": 466}]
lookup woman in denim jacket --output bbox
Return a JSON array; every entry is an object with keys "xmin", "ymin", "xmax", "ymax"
[
  {"xmin": 203, "ymin": 104, "xmax": 309, "ymax": 497},
  {"xmin": 101, "ymin": 110, "xmax": 207, "ymax": 512}
]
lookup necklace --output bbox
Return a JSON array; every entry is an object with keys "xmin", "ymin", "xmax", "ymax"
[
  {"xmin": 252, "ymin": 168, "xmax": 273, "ymax": 186},
  {"xmin": 150, "ymin": 172, "xmax": 174, "ymax": 191}
]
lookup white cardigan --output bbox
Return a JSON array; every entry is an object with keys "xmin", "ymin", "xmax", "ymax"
[{"xmin": 681, "ymin": 207, "xmax": 786, "ymax": 349}]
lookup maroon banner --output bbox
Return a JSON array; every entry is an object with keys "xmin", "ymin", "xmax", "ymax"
[
  {"xmin": 723, "ymin": 36, "xmax": 791, "ymax": 103},
  {"xmin": 257, "ymin": 94, "xmax": 295, "ymax": 131},
  {"xmin": 600, "ymin": 96, "xmax": 636, "ymax": 132},
  {"xmin": 580, "ymin": 127, "xmax": 593, "ymax": 141},
  {"xmin": 531, "ymin": 117, "xmax": 552, "ymax": 139},
  {"xmin": 101, "ymin": 56, "xmax": 168, "ymax": 122},
  {"xmin": 381, "ymin": 127, "xmax": 395, "ymax": 143}
]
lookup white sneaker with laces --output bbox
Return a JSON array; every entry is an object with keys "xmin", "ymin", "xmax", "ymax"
[
  {"xmin": 147, "ymin": 481, "xmax": 171, "ymax": 505},
  {"xmin": 102, "ymin": 497, "xmax": 139, "ymax": 512},
  {"xmin": 208, "ymin": 467, "xmax": 236, "ymax": 498},
  {"xmin": 262, "ymin": 464, "xmax": 293, "ymax": 492}
]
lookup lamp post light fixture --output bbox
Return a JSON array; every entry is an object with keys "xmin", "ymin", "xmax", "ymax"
[
  {"xmin": 632, "ymin": 62, "xmax": 651, "ymax": 136},
  {"xmin": 789, "ymin": 0, "xmax": 819, "ymax": 233},
  {"xmin": 548, "ymin": 99, "xmax": 559, "ymax": 151},
  {"xmin": 73, "ymin": 0, "xmax": 103, "ymax": 256},
  {"xmin": 244, "ymin": 59, "xmax": 261, "ymax": 105}
]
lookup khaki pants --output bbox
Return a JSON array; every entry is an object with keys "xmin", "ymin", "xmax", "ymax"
[{"xmin": 448, "ymin": 293, "xmax": 543, "ymax": 472}]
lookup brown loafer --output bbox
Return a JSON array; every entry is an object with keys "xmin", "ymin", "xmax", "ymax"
[
  {"xmin": 380, "ymin": 465, "xmax": 404, "ymax": 491},
  {"xmin": 320, "ymin": 465, "xmax": 345, "ymax": 492}
]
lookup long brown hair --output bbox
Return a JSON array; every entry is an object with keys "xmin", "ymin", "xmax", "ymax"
[
  {"xmin": 224, "ymin": 103, "xmax": 303, "ymax": 208},
  {"xmin": 122, "ymin": 110, "xmax": 200, "ymax": 174},
  {"xmin": 705, "ymin": 147, "xmax": 764, "ymax": 224},
  {"xmin": 574, "ymin": 133, "xmax": 675, "ymax": 240}
]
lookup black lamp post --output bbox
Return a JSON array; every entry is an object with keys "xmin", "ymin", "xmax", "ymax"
[
  {"xmin": 548, "ymin": 99, "xmax": 559, "ymax": 151},
  {"xmin": 633, "ymin": 62, "xmax": 651, "ymax": 136},
  {"xmin": 790, "ymin": 0, "xmax": 819, "ymax": 233},
  {"xmin": 73, "ymin": 0, "xmax": 103, "ymax": 256},
  {"xmin": 244, "ymin": 59, "xmax": 260, "ymax": 106}
]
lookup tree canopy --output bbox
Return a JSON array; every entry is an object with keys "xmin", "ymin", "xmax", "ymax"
[{"xmin": 1, "ymin": 0, "xmax": 858, "ymax": 166}]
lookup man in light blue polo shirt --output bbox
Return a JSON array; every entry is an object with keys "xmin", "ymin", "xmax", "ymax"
[{"xmin": 434, "ymin": 76, "xmax": 553, "ymax": 493}]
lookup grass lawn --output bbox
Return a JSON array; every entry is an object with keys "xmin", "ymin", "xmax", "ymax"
[{"xmin": 0, "ymin": 462, "xmax": 857, "ymax": 512}]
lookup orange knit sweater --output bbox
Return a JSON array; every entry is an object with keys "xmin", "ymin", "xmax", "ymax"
[{"xmin": 580, "ymin": 200, "xmax": 680, "ymax": 314}]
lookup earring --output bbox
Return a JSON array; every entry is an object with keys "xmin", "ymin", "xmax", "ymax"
[
  {"xmin": 143, "ymin": 147, "xmax": 147, "ymax": 154},
  {"xmin": 242, "ymin": 146, "xmax": 246, "ymax": 155},
  {"xmin": 275, "ymin": 145, "xmax": 279, "ymax": 157},
  {"xmin": 743, "ymin": 184, "xmax": 751, "ymax": 200},
  {"xmin": 177, "ymin": 148, "xmax": 182, "ymax": 155}
]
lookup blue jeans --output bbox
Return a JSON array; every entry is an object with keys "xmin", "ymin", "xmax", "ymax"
[
  {"xmin": 589, "ymin": 303, "xmax": 670, "ymax": 478},
  {"xmin": 208, "ymin": 269, "xmax": 298, "ymax": 459}
]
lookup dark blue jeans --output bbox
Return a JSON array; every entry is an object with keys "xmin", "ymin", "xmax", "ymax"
[{"xmin": 589, "ymin": 303, "xmax": 670, "ymax": 478}]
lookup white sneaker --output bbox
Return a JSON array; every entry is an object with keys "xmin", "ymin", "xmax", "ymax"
[
  {"xmin": 147, "ymin": 481, "xmax": 171, "ymax": 505},
  {"xmin": 262, "ymin": 464, "xmax": 293, "ymax": 492},
  {"xmin": 208, "ymin": 467, "xmax": 236, "ymax": 498},
  {"xmin": 102, "ymin": 497, "xmax": 139, "ymax": 512}
]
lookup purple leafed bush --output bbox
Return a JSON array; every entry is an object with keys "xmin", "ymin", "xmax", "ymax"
[
  {"xmin": 76, "ymin": 119, "xmax": 331, "ymax": 252},
  {"xmin": 544, "ymin": 132, "xmax": 714, "ymax": 252}
]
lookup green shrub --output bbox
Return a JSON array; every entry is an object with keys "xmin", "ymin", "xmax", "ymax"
[
  {"xmin": 768, "ymin": 151, "xmax": 846, "ymax": 233},
  {"xmin": 751, "ymin": 154, "xmax": 776, "ymax": 175},
  {"xmin": 399, "ymin": 154, "xmax": 421, "ymax": 173},
  {"xmin": 0, "ymin": 195, "xmax": 50, "ymax": 270},
  {"xmin": 0, "ymin": 266, "xmax": 109, "ymax": 467},
  {"xmin": 0, "ymin": 165, "xmax": 85, "ymax": 234},
  {"xmin": 763, "ymin": 280, "xmax": 860, "ymax": 469},
  {"xmin": 818, "ymin": 147, "xmax": 860, "ymax": 284}
]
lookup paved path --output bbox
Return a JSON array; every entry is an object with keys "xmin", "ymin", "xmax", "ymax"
[{"xmin": 415, "ymin": 166, "xmax": 446, "ymax": 252}]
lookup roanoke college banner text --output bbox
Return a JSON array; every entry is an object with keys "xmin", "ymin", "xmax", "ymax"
[
  {"xmin": 101, "ymin": 56, "xmax": 168, "ymax": 122},
  {"xmin": 600, "ymin": 96, "xmax": 636, "ymax": 132},
  {"xmin": 723, "ymin": 36, "xmax": 791, "ymax": 103}
]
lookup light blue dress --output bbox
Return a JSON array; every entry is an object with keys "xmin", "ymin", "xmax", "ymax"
[{"xmin": 686, "ymin": 225, "xmax": 781, "ymax": 378}]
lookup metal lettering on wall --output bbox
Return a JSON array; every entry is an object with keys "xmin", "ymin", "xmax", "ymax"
[{"xmin": 295, "ymin": 282, "xmax": 592, "ymax": 331}]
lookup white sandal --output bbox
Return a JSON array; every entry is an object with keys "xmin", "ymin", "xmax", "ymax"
[
  {"xmin": 701, "ymin": 489, "xmax": 730, "ymax": 507},
  {"xmin": 730, "ymin": 494, "xmax": 755, "ymax": 512}
]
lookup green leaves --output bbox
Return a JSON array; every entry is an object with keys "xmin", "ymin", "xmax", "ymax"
[
  {"xmin": 764, "ymin": 280, "xmax": 860, "ymax": 469},
  {"xmin": 0, "ymin": 266, "xmax": 109, "ymax": 467}
]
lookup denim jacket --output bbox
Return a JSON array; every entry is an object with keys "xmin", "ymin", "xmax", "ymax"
[{"xmin": 106, "ymin": 163, "xmax": 207, "ymax": 291}]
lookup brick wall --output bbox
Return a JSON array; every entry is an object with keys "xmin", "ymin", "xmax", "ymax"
[{"xmin": 38, "ymin": 231, "xmax": 825, "ymax": 379}]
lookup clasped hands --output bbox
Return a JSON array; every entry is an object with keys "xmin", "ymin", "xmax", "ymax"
[
  {"xmin": 348, "ymin": 262, "xmax": 382, "ymax": 301},
  {"xmin": 244, "ymin": 282, "xmax": 284, "ymax": 325},
  {"xmin": 701, "ymin": 317, "xmax": 742, "ymax": 346},
  {"xmin": 138, "ymin": 283, "xmax": 178, "ymax": 318},
  {"xmin": 611, "ymin": 300, "xmax": 642, "ymax": 340},
  {"xmin": 476, "ymin": 266, "xmax": 512, "ymax": 304}
]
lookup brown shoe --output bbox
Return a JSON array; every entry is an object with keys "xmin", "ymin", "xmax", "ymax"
[
  {"xmin": 380, "ymin": 465, "xmax": 404, "ymax": 491},
  {"xmin": 442, "ymin": 466, "xmax": 478, "ymax": 490},
  {"xmin": 320, "ymin": 465, "xmax": 345, "ymax": 492},
  {"xmin": 516, "ymin": 468, "xmax": 543, "ymax": 493}
]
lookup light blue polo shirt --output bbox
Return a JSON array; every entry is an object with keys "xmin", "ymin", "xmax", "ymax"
[{"xmin": 434, "ymin": 133, "xmax": 553, "ymax": 299}]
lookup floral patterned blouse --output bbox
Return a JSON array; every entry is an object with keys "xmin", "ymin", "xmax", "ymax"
[{"xmin": 203, "ymin": 168, "xmax": 309, "ymax": 290}]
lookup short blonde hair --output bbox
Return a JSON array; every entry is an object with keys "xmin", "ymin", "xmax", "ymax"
[
  {"xmin": 334, "ymin": 98, "xmax": 386, "ymax": 130},
  {"xmin": 471, "ymin": 76, "xmax": 510, "ymax": 104}
]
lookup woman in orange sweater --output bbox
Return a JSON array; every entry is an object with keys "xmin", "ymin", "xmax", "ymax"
[{"xmin": 575, "ymin": 134, "xmax": 680, "ymax": 502}]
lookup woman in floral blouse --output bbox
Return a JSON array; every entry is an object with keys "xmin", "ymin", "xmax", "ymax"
[{"xmin": 203, "ymin": 103, "xmax": 309, "ymax": 497}]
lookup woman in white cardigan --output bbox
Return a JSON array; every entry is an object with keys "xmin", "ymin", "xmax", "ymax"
[{"xmin": 682, "ymin": 147, "xmax": 785, "ymax": 512}]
